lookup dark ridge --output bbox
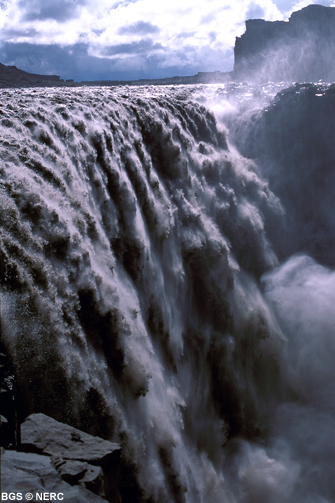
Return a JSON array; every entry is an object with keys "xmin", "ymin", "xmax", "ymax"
[
  {"xmin": 0, "ymin": 62, "xmax": 63, "ymax": 88},
  {"xmin": 0, "ymin": 61, "xmax": 231, "ymax": 89}
]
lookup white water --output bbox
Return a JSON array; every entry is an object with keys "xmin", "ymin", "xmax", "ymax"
[{"xmin": 1, "ymin": 83, "xmax": 334, "ymax": 502}]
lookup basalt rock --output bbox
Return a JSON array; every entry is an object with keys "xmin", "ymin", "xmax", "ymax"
[
  {"xmin": 6, "ymin": 413, "xmax": 122, "ymax": 502},
  {"xmin": 1, "ymin": 450, "xmax": 108, "ymax": 502},
  {"xmin": 51, "ymin": 455, "xmax": 105, "ymax": 495},
  {"xmin": 20, "ymin": 413, "xmax": 120, "ymax": 467},
  {"xmin": 234, "ymin": 5, "xmax": 335, "ymax": 82}
]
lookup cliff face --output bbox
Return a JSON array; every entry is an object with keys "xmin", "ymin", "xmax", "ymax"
[{"xmin": 234, "ymin": 5, "xmax": 335, "ymax": 83}]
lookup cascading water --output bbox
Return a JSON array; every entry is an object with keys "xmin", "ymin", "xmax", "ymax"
[{"xmin": 1, "ymin": 83, "xmax": 334, "ymax": 502}]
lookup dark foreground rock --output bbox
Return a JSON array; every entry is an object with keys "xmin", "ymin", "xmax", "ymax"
[
  {"xmin": 1, "ymin": 450, "xmax": 108, "ymax": 502},
  {"xmin": 21, "ymin": 413, "xmax": 120, "ymax": 466},
  {"xmin": 1, "ymin": 414, "xmax": 121, "ymax": 503}
]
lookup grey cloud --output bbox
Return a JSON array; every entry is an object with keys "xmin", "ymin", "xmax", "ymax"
[
  {"xmin": 201, "ymin": 6, "xmax": 230, "ymax": 24},
  {"xmin": 19, "ymin": 0, "xmax": 86, "ymax": 22},
  {"xmin": 2, "ymin": 28, "xmax": 39, "ymax": 39},
  {"xmin": 273, "ymin": 0, "xmax": 297, "ymax": 12},
  {"xmin": 92, "ymin": 29, "xmax": 106, "ymax": 37},
  {"xmin": 176, "ymin": 32, "xmax": 196, "ymax": 39},
  {"xmin": 0, "ymin": 42, "xmax": 167, "ymax": 81},
  {"xmin": 0, "ymin": 43, "xmax": 103, "ymax": 80},
  {"xmin": 201, "ymin": 12, "xmax": 217, "ymax": 24},
  {"xmin": 0, "ymin": 39, "xmax": 233, "ymax": 82},
  {"xmin": 109, "ymin": 0, "xmax": 142, "ymax": 9},
  {"xmin": 118, "ymin": 21, "xmax": 160, "ymax": 35},
  {"xmin": 102, "ymin": 39, "xmax": 164, "ymax": 56},
  {"xmin": 209, "ymin": 31, "xmax": 217, "ymax": 42},
  {"xmin": 246, "ymin": 3, "xmax": 265, "ymax": 19}
]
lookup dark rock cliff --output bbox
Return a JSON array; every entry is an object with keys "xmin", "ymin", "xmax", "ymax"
[
  {"xmin": 0, "ymin": 62, "xmax": 63, "ymax": 87},
  {"xmin": 234, "ymin": 4, "xmax": 335, "ymax": 82}
]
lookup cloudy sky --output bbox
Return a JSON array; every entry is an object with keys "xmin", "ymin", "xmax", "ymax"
[{"xmin": 0, "ymin": 0, "xmax": 334, "ymax": 81}]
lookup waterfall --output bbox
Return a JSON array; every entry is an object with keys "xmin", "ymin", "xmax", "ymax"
[{"xmin": 1, "ymin": 83, "xmax": 335, "ymax": 502}]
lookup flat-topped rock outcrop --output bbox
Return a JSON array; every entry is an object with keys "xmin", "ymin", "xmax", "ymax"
[
  {"xmin": 20, "ymin": 413, "xmax": 120, "ymax": 466},
  {"xmin": 234, "ymin": 5, "xmax": 335, "ymax": 82}
]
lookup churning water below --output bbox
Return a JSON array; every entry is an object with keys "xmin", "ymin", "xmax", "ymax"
[{"xmin": 1, "ymin": 82, "xmax": 335, "ymax": 502}]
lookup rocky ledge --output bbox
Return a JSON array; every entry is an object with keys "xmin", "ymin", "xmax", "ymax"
[{"xmin": 1, "ymin": 413, "xmax": 121, "ymax": 503}]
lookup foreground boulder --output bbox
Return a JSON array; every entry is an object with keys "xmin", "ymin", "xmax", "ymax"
[
  {"xmin": 51, "ymin": 455, "xmax": 105, "ymax": 494},
  {"xmin": 1, "ymin": 450, "xmax": 108, "ymax": 502},
  {"xmin": 21, "ymin": 413, "xmax": 120, "ymax": 466},
  {"xmin": 10, "ymin": 413, "xmax": 121, "ymax": 502}
]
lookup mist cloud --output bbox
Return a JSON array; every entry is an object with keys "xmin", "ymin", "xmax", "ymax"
[{"xmin": 254, "ymin": 254, "xmax": 335, "ymax": 502}]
